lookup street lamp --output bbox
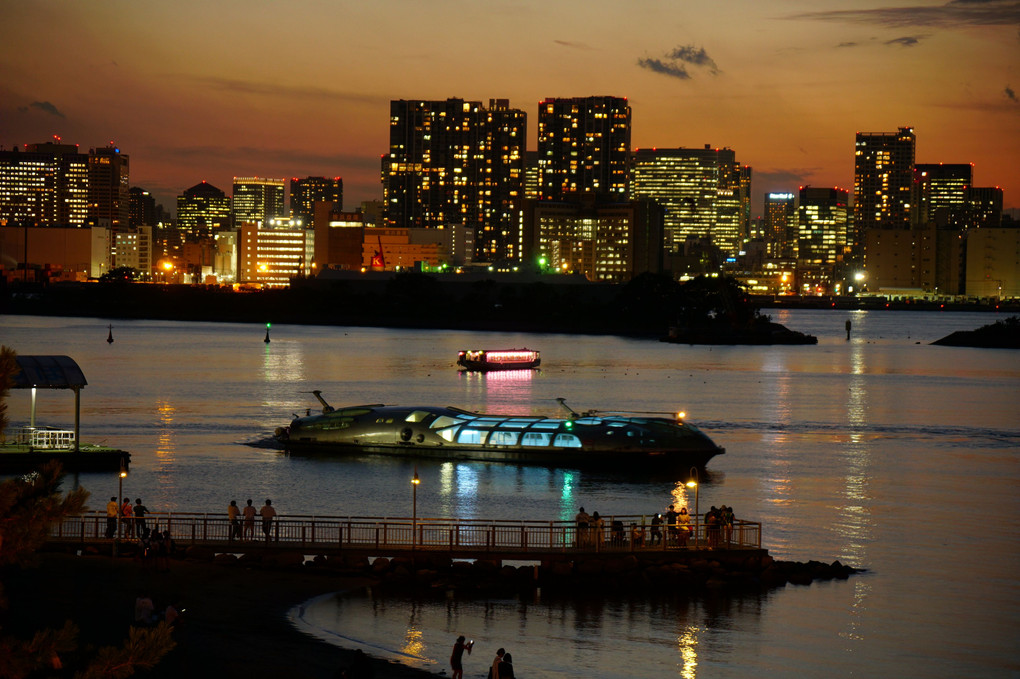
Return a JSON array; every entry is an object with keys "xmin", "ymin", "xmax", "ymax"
[
  {"xmin": 115, "ymin": 460, "xmax": 128, "ymax": 556},
  {"xmin": 411, "ymin": 466, "xmax": 420, "ymax": 548},
  {"xmin": 686, "ymin": 467, "xmax": 699, "ymax": 548}
]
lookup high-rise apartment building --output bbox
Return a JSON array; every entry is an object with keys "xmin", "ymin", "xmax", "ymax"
[
  {"xmin": 232, "ymin": 177, "xmax": 285, "ymax": 229},
  {"xmin": 383, "ymin": 98, "xmax": 526, "ymax": 261},
  {"xmin": 631, "ymin": 146, "xmax": 748, "ymax": 254},
  {"xmin": 537, "ymin": 96, "xmax": 631, "ymax": 203},
  {"xmin": 129, "ymin": 187, "xmax": 157, "ymax": 228},
  {"xmin": 87, "ymin": 145, "xmax": 130, "ymax": 232},
  {"xmin": 798, "ymin": 187, "xmax": 849, "ymax": 266},
  {"xmin": 853, "ymin": 127, "xmax": 915, "ymax": 258},
  {"xmin": 290, "ymin": 176, "xmax": 343, "ymax": 225},
  {"xmin": 0, "ymin": 143, "xmax": 89, "ymax": 226},
  {"xmin": 178, "ymin": 182, "xmax": 231, "ymax": 240},
  {"xmin": 764, "ymin": 192, "xmax": 798, "ymax": 259},
  {"xmin": 913, "ymin": 163, "xmax": 972, "ymax": 227}
]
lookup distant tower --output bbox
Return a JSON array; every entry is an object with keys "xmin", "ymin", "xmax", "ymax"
[
  {"xmin": 913, "ymin": 163, "xmax": 972, "ymax": 228},
  {"xmin": 537, "ymin": 96, "xmax": 631, "ymax": 202},
  {"xmin": 853, "ymin": 127, "xmax": 915, "ymax": 260},
  {"xmin": 232, "ymin": 177, "xmax": 285, "ymax": 229},
  {"xmin": 88, "ymin": 144, "xmax": 130, "ymax": 232},
  {"xmin": 178, "ymin": 182, "xmax": 231, "ymax": 240},
  {"xmin": 0, "ymin": 142, "xmax": 88, "ymax": 225},
  {"xmin": 129, "ymin": 187, "xmax": 157, "ymax": 228},
  {"xmin": 798, "ymin": 186, "xmax": 849, "ymax": 267},
  {"xmin": 764, "ymin": 192, "xmax": 798, "ymax": 259},
  {"xmin": 290, "ymin": 176, "xmax": 343, "ymax": 226}
]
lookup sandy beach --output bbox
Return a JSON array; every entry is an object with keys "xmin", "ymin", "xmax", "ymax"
[{"xmin": 1, "ymin": 551, "xmax": 440, "ymax": 679}]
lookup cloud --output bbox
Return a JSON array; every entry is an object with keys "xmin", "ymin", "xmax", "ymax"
[
  {"xmin": 885, "ymin": 35, "xmax": 923, "ymax": 46},
  {"xmin": 183, "ymin": 76, "xmax": 388, "ymax": 106},
  {"xmin": 837, "ymin": 41, "xmax": 860, "ymax": 48},
  {"xmin": 19, "ymin": 101, "xmax": 66, "ymax": 118},
  {"xmin": 636, "ymin": 58, "xmax": 691, "ymax": 80},
  {"xmin": 788, "ymin": 0, "xmax": 1020, "ymax": 28},
  {"xmin": 1006, "ymin": 85, "xmax": 1018, "ymax": 103},
  {"xmin": 553, "ymin": 40, "xmax": 593, "ymax": 50},
  {"xmin": 637, "ymin": 44, "xmax": 719, "ymax": 81},
  {"xmin": 666, "ymin": 46, "xmax": 719, "ymax": 74}
]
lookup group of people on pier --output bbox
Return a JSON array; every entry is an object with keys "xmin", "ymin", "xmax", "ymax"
[
  {"xmin": 573, "ymin": 503, "xmax": 737, "ymax": 549},
  {"xmin": 227, "ymin": 498, "xmax": 277, "ymax": 541}
]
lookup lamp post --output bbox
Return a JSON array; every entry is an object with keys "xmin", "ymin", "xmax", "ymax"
[
  {"xmin": 686, "ymin": 467, "xmax": 699, "ymax": 548},
  {"xmin": 114, "ymin": 460, "xmax": 127, "ymax": 556},
  {"xmin": 411, "ymin": 466, "xmax": 420, "ymax": 549}
]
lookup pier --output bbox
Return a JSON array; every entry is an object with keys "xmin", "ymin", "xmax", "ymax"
[{"xmin": 48, "ymin": 511, "xmax": 763, "ymax": 564}]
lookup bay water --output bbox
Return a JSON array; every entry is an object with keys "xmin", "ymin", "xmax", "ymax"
[{"xmin": 1, "ymin": 310, "xmax": 1017, "ymax": 678}]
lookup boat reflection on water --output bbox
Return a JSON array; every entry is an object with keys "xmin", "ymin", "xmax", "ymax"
[
  {"xmin": 457, "ymin": 349, "xmax": 541, "ymax": 372},
  {"xmin": 275, "ymin": 393, "xmax": 724, "ymax": 471}
]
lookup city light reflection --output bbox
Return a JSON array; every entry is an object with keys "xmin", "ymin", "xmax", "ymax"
[{"xmin": 677, "ymin": 625, "xmax": 700, "ymax": 679}]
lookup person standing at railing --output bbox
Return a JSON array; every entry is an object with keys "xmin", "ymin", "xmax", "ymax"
[
  {"xmin": 574, "ymin": 507, "xmax": 590, "ymax": 547},
  {"xmin": 665, "ymin": 504, "xmax": 679, "ymax": 545},
  {"xmin": 121, "ymin": 497, "xmax": 134, "ymax": 538},
  {"xmin": 678, "ymin": 507, "xmax": 691, "ymax": 548},
  {"xmin": 133, "ymin": 498, "xmax": 150, "ymax": 536},
  {"xmin": 105, "ymin": 496, "xmax": 119, "ymax": 539},
  {"xmin": 242, "ymin": 499, "xmax": 257, "ymax": 540},
  {"xmin": 649, "ymin": 513, "xmax": 662, "ymax": 545},
  {"xmin": 721, "ymin": 505, "xmax": 734, "ymax": 545},
  {"xmin": 591, "ymin": 511, "xmax": 605, "ymax": 548},
  {"xmin": 228, "ymin": 500, "xmax": 241, "ymax": 540},
  {"xmin": 260, "ymin": 498, "xmax": 277, "ymax": 541}
]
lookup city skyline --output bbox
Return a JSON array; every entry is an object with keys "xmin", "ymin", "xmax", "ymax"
[{"xmin": 3, "ymin": 1, "xmax": 1018, "ymax": 219}]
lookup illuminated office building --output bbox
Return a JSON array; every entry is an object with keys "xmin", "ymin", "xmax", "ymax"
[
  {"xmin": 383, "ymin": 98, "xmax": 526, "ymax": 262},
  {"xmin": 238, "ymin": 220, "xmax": 313, "ymax": 288},
  {"xmin": 178, "ymin": 182, "xmax": 231, "ymax": 240},
  {"xmin": 537, "ymin": 96, "xmax": 631, "ymax": 202},
  {"xmin": 0, "ymin": 142, "xmax": 88, "ymax": 226},
  {"xmin": 966, "ymin": 186, "xmax": 1003, "ymax": 227},
  {"xmin": 764, "ymin": 192, "xmax": 798, "ymax": 258},
  {"xmin": 798, "ymin": 186, "xmax": 849, "ymax": 266},
  {"xmin": 87, "ymin": 145, "xmax": 130, "ymax": 232},
  {"xmin": 913, "ymin": 163, "xmax": 972, "ymax": 227},
  {"xmin": 523, "ymin": 195, "xmax": 663, "ymax": 283},
  {"xmin": 129, "ymin": 187, "xmax": 157, "ymax": 228},
  {"xmin": 232, "ymin": 177, "xmax": 285, "ymax": 229},
  {"xmin": 631, "ymin": 146, "xmax": 748, "ymax": 255},
  {"xmin": 291, "ymin": 176, "xmax": 343, "ymax": 224}
]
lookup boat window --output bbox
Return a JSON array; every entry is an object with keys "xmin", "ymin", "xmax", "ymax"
[
  {"xmin": 573, "ymin": 417, "xmax": 602, "ymax": 426},
  {"xmin": 499, "ymin": 420, "xmax": 535, "ymax": 429},
  {"xmin": 338, "ymin": 408, "xmax": 373, "ymax": 417},
  {"xmin": 470, "ymin": 418, "xmax": 503, "ymax": 429},
  {"xmin": 553, "ymin": 433, "xmax": 583, "ymax": 448},
  {"xmin": 607, "ymin": 421, "xmax": 627, "ymax": 428},
  {"xmin": 521, "ymin": 432, "xmax": 553, "ymax": 446},
  {"xmin": 322, "ymin": 418, "xmax": 353, "ymax": 431},
  {"xmin": 437, "ymin": 426, "xmax": 460, "ymax": 442},
  {"xmin": 430, "ymin": 415, "xmax": 465, "ymax": 430},
  {"xmin": 375, "ymin": 417, "xmax": 395, "ymax": 424},
  {"xmin": 404, "ymin": 410, "xmax": 433, "ymax": 423},
  {"xmin": 488, "ymin": 430, "xmax": 520, "ymax": 446},
  {"xmin": 456, "ymin": 429, "xmax": 487, "ymax": 445},
  {"xmin": 528, "ymin": 421, "xmax": 562, "ymax": 430}
]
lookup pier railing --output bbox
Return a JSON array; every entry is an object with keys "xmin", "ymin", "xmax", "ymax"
[{"xmin": 49, "ymin": 512, "xmax": 761, "ymax": 555}]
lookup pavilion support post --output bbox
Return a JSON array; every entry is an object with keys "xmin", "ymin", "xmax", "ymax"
[{"xmin": 73, "ymin": 387, "xmax": 81, "ymax": 453}]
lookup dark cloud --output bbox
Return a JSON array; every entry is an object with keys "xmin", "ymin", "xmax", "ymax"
[
  {"xmin": 1006, "ymin": 85, "xmax": 1018, "ymax": 103},
  {"xmin": 554, "ymin": 40, "xmax": 593, "ymax": 50},
  {"xmin": 23, "ymin": 101, "xmax": 66, "ymax": 118},
  {"xmin": 837, "ymin": 41, "xmax": 860, "ymax": 47},
  {"xmin": 186, "ymin": 76, "xmax": 388, "ymax": 106},
  {"xmin": 666, "ymin": 45, "xmax": 719, "ymax": 74},
  {"xmin": 637, "ymin": 44, "xmax": 718, "ymax": 80},
  {"xmin": 788, "ymin": 0, "xmax": 1020, "ymax": 28},
  {"xmin": 885, "ymin": 35, "xmax": 923, "ymax": 46},
  {"xmin": 636, "ymin": 58, "xmax": 691, "ymax": 80}
]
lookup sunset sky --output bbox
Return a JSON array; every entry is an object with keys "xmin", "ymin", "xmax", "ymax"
[{"xmin": 3, "ymin": 0, "xmax": 1018, "ymax": 219}]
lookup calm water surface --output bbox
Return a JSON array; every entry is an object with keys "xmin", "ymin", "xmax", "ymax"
[{"xmin": 2, "ymin": 310, "xmax": 1018, "ymax": 678}]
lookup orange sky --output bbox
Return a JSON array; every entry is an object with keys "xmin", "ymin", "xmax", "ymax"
[{"xmin": 3, "ymin": 1, "xmax": 1018, "ymax": 218}]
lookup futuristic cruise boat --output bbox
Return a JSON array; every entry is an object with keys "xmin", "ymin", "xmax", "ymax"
[{"xmin": 275, "ymin": 393, "xmax": 724, "ymax": 470}]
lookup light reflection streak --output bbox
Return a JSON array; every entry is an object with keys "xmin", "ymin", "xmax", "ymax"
[
  {"xmin": 155, "ymin": 399, "xmax": 176, "ymax": 463},
  {"xmin": 401, "ymin": 602, "xmax": 428, "ymax": 660},
  {"xmin": 677, "ymin": 625, "xmax": 700, "ymax": 678}
]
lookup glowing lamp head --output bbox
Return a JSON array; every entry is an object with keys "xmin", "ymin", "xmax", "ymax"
[
  {"xmin": 686, "ymin": 480, "xmax": 697, "ymax": 489},
  {"xmin": 676, "ymin": 411, "xmax": 686, "ymax": 422}
]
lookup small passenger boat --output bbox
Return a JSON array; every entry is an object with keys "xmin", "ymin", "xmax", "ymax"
[
  {"xmin": 457, "ymin": 349, "xmax": 540, "ymax": 372},
  {"xmin": 275, "ymin": 393, "xmax": 724, "ymax": 470}
]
